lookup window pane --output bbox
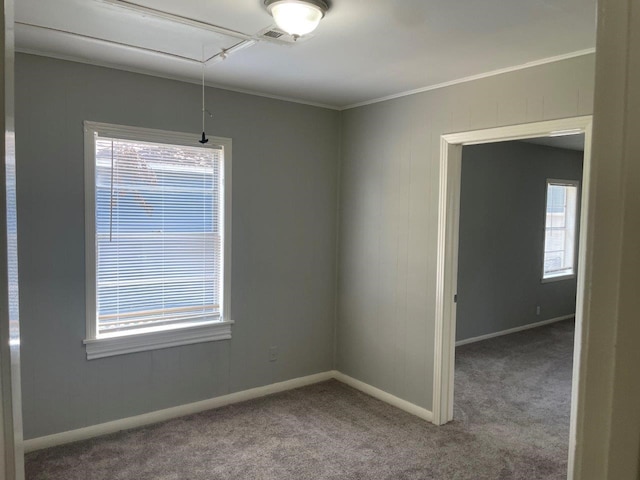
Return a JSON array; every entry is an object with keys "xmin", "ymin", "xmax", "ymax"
[
  {"xmin": 94, "ymin": 136, "xmax": 223, "ymax": 335},
  {"xmin": 543, "ymin": 181, "xmax": 578, "ymax": 279}
]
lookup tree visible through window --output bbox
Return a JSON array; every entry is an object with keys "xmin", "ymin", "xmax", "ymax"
[{"xmin": 543, "ymin": 180, "xmax": 578, "ymax": 280}]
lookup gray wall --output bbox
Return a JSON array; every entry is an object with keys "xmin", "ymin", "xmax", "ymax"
[
  {"xmin": 336, "ymin": 54, "xmax": 595, "ymax": 411},
  {"xmin": 456, "ymin": 141, "xmax": 583, "ymax": 342},
  {"xmin": 16, "ymin": 51, "xmax": 597, "ymax": 439},
  {"xmin": 16, "ymin": 54, "xmax": 340, "ymax": 440}
]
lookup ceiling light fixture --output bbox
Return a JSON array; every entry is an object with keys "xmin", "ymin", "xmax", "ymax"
[{"xmin": 264, "ymin": 0, "xmax": 329, "ymax": 39}]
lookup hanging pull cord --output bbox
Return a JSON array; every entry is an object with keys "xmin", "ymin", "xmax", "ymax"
[{"xmin": 199, "ymin": 54, "xmax": 209, "ymax": 144}]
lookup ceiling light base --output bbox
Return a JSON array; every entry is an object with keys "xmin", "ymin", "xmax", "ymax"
[{"xmin": 264, "ymin": 0, "xmax": 329, "ymax": 37}]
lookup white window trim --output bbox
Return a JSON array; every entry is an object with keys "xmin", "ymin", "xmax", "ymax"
[
  {"xmin": 541, "ymin": 178, "xmax": 579, "ymax": 283},
  {"xmin": 541, "ymin": 272, "xmax": 576, "ymax": 283},
  {"xmin": 83, "ymin": 121, "xmax": 233, "ymax": 360}
]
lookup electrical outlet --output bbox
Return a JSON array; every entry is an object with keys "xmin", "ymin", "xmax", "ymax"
[
  {"xmin": 269, "ymin": 346, "xmax": 278, "ymax": 362},
  {"xmin": 536, "ymin": 305, "xmax": 541, "ymax": 316}
]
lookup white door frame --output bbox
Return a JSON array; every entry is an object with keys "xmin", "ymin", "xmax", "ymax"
[
  {"xmin": 432, "ymin": 115, "xmax": 593, "ymax": 479},
  {"xmin": 1, "ymin": 0, "xmax": 25, "ymax": 477}
]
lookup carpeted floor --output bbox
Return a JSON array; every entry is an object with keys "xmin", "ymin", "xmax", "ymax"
[{"xmin": 25, "ymin": 319, "xmax": 574, "ymax": 480}]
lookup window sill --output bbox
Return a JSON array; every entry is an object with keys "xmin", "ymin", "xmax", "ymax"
[
  {"xmin": 541, "ymin": 274, "xmax": 576, "ymax": 284},
  {"xmin": 83, "ymin": 321, "xmax": 233, "ymax": 360}
]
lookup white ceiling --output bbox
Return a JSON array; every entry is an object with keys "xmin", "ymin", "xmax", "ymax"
[{"xmin": 15, "ymin": 0, "xmax": 597, "ymax": 109}]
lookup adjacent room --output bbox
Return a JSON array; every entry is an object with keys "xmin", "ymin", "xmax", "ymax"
[
  {"xmin": 7, "ymin": 0, "xmax": 610, "ymax": 478},
  {"xmin": 454, "ymin": 136, "xmax": 585, "ymax": 476}
]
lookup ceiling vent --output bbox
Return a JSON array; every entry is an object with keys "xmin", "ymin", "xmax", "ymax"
[
  {"xmin": 263, "ymin": 29, "xmax": 285, "ymax": 39},
  {"xmin": 257, "ymin": 26, "xmax": 314, "ymax": 44}
]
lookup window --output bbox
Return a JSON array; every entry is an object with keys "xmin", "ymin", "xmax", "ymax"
[
  {"xmin": 542, "ymin": 179, "xmax": 579, "ymax": 282},
  {"xmin": 83, "ymin": 122, "xmax": 232, "ymax": 359}
]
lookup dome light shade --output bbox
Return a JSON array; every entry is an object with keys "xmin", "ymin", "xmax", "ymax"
[{"xmin": 265, "ymin": 0, "xmax": 329, "ymax": 38}]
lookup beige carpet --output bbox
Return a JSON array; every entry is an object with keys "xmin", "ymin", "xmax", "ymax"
[{"xmin": 25, "ymin": 320, "xmax": 574, "ymax": 479}]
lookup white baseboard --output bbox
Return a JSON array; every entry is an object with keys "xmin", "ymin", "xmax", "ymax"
[
  {"xmin": 455, "ymin": 314, "xmax": 575, "ymax": 347},
  {"xmin": 24, "ymin": 369, "xmax": 435, "ymax": 453},
  {"xmin": 332, "ymin": 371, "xmax": 433, "ymax": 422},
  {"xmin": 23, "ymin": 371, "xmax": 334, "ymax": 453}
]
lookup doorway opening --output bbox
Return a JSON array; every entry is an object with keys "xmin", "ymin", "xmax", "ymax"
[{"xmin": 432, "ymin": 116, "xmax": 592, "ymax": 480}]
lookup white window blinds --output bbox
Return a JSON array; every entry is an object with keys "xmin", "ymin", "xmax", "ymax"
[
  {"xmin": 543, "ymin": 180, "xmax": 578, "ymax": 279},
  {"xmin": 94, "ymin": 135, "xmax": 224, "ymax": 336}
]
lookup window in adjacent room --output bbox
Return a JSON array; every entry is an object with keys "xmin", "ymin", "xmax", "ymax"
[
  {"xmin": 83, "ymin": 122, "xmax": 232, "ymax": 359},
  {"xmin": 542, "ymin": 179, "xmax": 579, "ymax": 282}
]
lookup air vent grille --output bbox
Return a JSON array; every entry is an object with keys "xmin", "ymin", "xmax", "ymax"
[
  {"xmin": 263, "ymin": 29, "xmax": 284, "ymax": 39},
  {"xmin": 256, "ymin": 26, "xmax": 314, "ymax": 44}
]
